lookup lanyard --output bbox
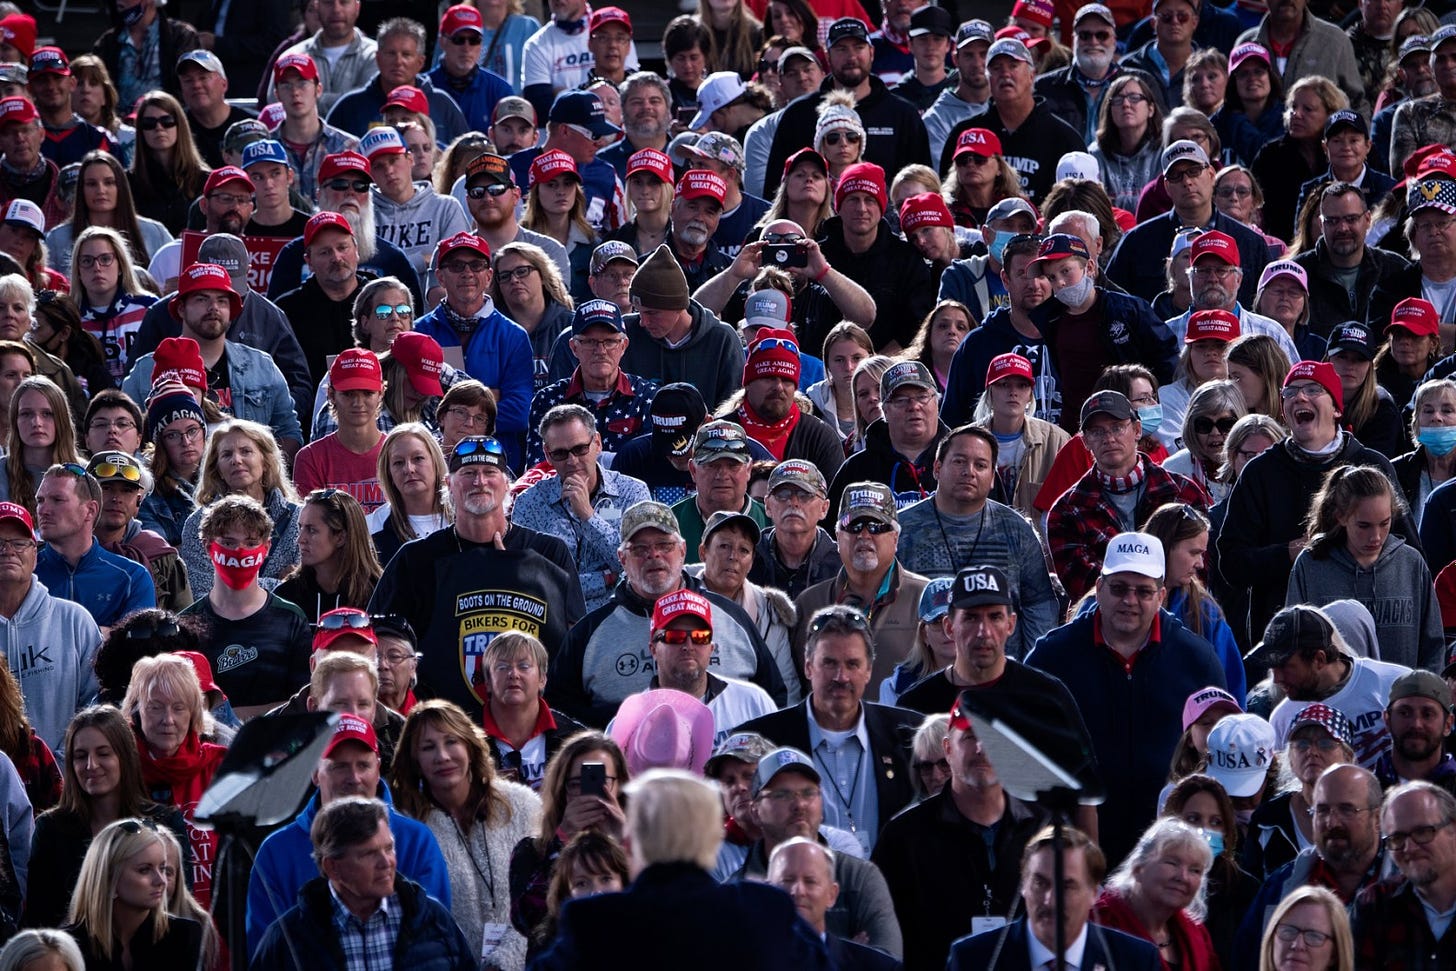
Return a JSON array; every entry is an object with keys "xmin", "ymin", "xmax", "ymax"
[
  {"xmin": 933, "ymin": 503, "xmax": 986, "ymax": 571},
  {"xmin": 450, "ymin": 812, "xmax": 497, "ymax": 907},
  {"xmin": 814, "ymin": 740, "xmax": 865, "ymax": 834}
]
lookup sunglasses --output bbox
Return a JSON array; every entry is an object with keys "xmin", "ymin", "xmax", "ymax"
[
  {"xmin": 372, "ymin": 303, "xmax": 413, "ymax": 320},
  {"xmin": 753, "ymin": 337, "xmax": 799, "ymax": 354},
  {"xmin": 823, "ymin": 131, "xmax": 861, "ymax": 146},
  {"xmin": 125, "ymin": 620, "xmax": 181, "ymax": 639},
  {"xmin": 317, "ymin": 610, "xmax": 372, "ymax": 631},
  {"xmin": 325, "ymin": 178, "xmax": 371, "ymax": 194},
  {"xmin": 449, "ymin": 32, "xmax": 483, "ymax": 46},
  {"xmin": 139, "ymin": 114, "xmax": 178, "ymax": 131},
  {"xmin": 466, "ymin": 183, "xmax": 514, "ymax": 199},
  {"xmin": 653, "ymin": 628, "xmax": 713, "ymax": 645},
  {"xmin": 807, "ymin": 608, "xmax": 871, "ymax": 635},
  {"xmin": 56, "ymin": 462, "xmax": 93, "ymax": 479},
  {"xmin": 762, "ymin": 231, "xmax": 805, "ymax": 245},
  {"xmin": 453, "ymin": 437, "xmax": 506, "ymax": 465},
  {"xmin": 118, "ymin": 818, "xmax": 160, "ymax": 834},
  {"xmin": 841, "ymin": 519, "xmax": 893, "ymax": 535},
  {"xmin": 89, "ymin": 461, "xmax": 142, "ymax": 483},
  {"xmin": 1192, "ymin": 416, "xmax": 1237, "ymax": 436}
]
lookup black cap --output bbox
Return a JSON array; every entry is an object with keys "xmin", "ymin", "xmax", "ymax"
[
  {"xmin": 1079, "ymin": 390, "xmax": 1135, "ymax": 427},
  {"xmin": 1323, "ymin": 109, "xmax": 1367, "ymax": 140},
  {"xmin": 908, "ymin": 5, "xmax": 954, "ymax": 38},
  {"xmin": 1244, "ymin": 605, "xmax": 1339, "ymax": 666},
  {"xmin": 951, "ymin": 565, "xmax": 1013, "ymax": 610},
  {"xmin": 827, "ymin": 17, "xmax": 870, "ymax": 47},
  {"xmin": 650, "ymin": 382, "xmax": 708, "ymax": 459},
  {"xmin": 1326, "ymin": 321, "xmax": 1377, "ymax": 361}
]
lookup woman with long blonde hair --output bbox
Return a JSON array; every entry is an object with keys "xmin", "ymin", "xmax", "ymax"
[
  {"xmin": 392, "ymin": 700, "xmax": 541, "ymax": 971},
  {"xmin": 1258, "ymin": 885, "xmax": 1352, "ymax": 971},
  {"xmin": 756, "ymin": 147, "xmax": 831, "ymax": 239},
  {"xmin": 126, "ymin": 91, "xmax": 209, "ymax": 235},
  {"xmin": 0, "ymin": 376, "xmax": 79, "ymax": 509},
  {"xmin": 491, "ymin": 242, "xmax": 576, "ymax": 380},
  {"xmin": 368, "ymin": 423, "xmax": 450, "ymax": 565},
  {"xmin": 154, "ymin": 824, "xmax": 221, "ymax": 970},
  {"xmin": 62, "ymin": 818, "xmax": 203, "ymax": 968}
]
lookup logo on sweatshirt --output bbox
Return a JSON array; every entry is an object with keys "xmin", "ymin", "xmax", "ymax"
[{"xmin": 215, "ymin": 643, "xmax": 259, "ymax": 674}]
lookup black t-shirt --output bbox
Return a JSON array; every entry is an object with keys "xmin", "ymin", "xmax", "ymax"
[
  {"xmin": 896, "ymin": 657, "xmax": 1075, "ymax": 718},
  {"xmin": 204, "ymin": 347, "xmax": 233, "ymax": 415},
  {"xmin": 180, "ymin": 593, "xmax": 313, "ymax": 708},
  {"xmin": 246, "ymin": 209, "xmax": 311, "ymax": 241},
  {"xmin": 187, "ymin": 105, "xmax": 259, "ymax": 170}
]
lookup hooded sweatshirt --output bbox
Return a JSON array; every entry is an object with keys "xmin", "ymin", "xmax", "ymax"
[
  {"xmin": 1287, "ymin": 534, "xmax": 1444, "ymax": 674},
  {"xmin": 101, "ymin": 520, "xmax": 193, "ymax": 613},
  {"xmin": 371, "ymin": 184, "xmax": 470, "ymax": 280},
  {"xmin": 0, "ymin": 580, "xmax": 101, "ymax": 752}
]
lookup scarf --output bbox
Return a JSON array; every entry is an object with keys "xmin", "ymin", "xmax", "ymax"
[
  {"xmin": 737, "ymin": 402, "xmax": 800, "ymax": 461},
  {"xmin": 137, "ymin": 730, "xmax": 227, "ymax": 907},
  {"xmin": 1093, "ymin": 454, "xmax": 1147, "ymax": 494},
  {"xmin": 441, "ymin": 297, "xmax": 491, "ymax": 338}
]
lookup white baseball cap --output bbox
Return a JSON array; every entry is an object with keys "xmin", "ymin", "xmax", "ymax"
[
  {"xmin": 1056, "ymin": 151, "xmax": 1101, "ymax": 182},
  {"xmin": 1206, "ymin": 714, "xmax": 1277, "ymax": 798},
  {"xmin": 1100, "ymin": 531, "xmax": 1165, "ymax": 580}
]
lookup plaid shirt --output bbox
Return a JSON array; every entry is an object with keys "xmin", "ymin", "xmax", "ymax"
[
  {"xmin": 15, "ymin": 730, "xmax": 61, "ymax": 815},
  {"xmin": 1047, "ymin": 454, "xmax": 1209, "ymax": 603},
  {"xmin": 1352, "ymin": 876, "xmax": 1456, "ymax": 971},
  {"xmin": 330, "ymin": 885, "xmax": 401, "ymax": 971}
]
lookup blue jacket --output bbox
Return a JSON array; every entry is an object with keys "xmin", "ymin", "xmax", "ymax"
[
  {"xmin": 1029, "ymin": 286, "xmax": 1180, "ymax": 390},
  {"xmin": 426, "ymin": 64, "xmax": 513, "ymax": 136},
  {"xmin": 325, "ymin": 72, "xmax": 470, "ymax": 146},
  {"xmin": 35, "ymin": 541, "xmax": 155, "ymax": 628},
  {"xmin": 1025, "ymin": 607, "xmax": 1227, "ymax": 865},
  {"xmin": 413, "ymin": 300, "xmax": 533, "ymax": 468},
  {"xmin": 1167, "ymin": 587, "xmax": 1246, "ymax": 702},
  {"xmin": 1106, "ymin": 209, "xmax": 1273, "ymax": 307},
  {"xmin": 940, "ymin": 306, "xmax": 1058, "ymax": 429},
  {"xmin": 252, "ymin": 873, "xmax": 472, "ymax": 971},
  {"xmin": 245, "ymin": 784, "xmax": 452, "ymax": 955},
  {"xmin": 124, "ymin": 340, "xmax": 303, "ymax": 445}
]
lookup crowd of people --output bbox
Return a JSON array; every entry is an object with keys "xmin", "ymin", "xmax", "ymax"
[{"xmin": 0, "ymin": 0, "xmax": 1447, "ymax": 968}]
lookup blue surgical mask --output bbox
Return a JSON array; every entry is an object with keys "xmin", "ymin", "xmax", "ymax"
[
  {"xmin": 1202, "ymin": 827, "xmax": 1225, "ymax": 857},
  {"xmin": 987, "ymin": 231, "xmax": 1009, "ymax": 265},
  {"xmin": 1419, "ymin": 425, "xmax": 1456, "ymax": 457},
  {"xmin": 1136, "ymin": 404, "xmax": 1163, "ymax": 437}
]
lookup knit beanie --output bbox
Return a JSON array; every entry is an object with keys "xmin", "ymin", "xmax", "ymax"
[
  {"xmin": 834, "ymin": 161, "xmax": 888, "ymax": 213},
  {"xmin": 145, "ymin": 379, "xmax": 206, "ymax": 444},
  {"xmin": 629, "ymin": 244, "xmax": 690, "ymax": 312},
  {"xmin": 814, "ymin": 90, "xmax": 866, "ymax": 153},
  {"xmin": 744, "ymin": 326, "xmax": 801, "ymax": 385},
  {"xmin": 153, "ymin": 337, "xmax": 208, "ymax": 396}
]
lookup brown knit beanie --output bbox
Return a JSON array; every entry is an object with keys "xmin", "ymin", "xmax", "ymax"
[{"xmin": 629, "ymin": 244, "xmax": 690, "ymax": 311}]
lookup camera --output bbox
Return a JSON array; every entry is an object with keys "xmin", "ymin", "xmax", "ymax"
[{"xmin": 763, "ymin": 242, "xmax": 808, "ymax": 268}]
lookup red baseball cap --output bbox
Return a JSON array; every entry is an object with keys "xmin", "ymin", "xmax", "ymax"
[
  {"xmin": 627, "ymin": 147, "xmax": 674, "ymax": 184},
  {"xmin": 318, "ymin": 151, "xmax": 371, "ymax": 184},
  {"xmin": 1417, "ymin": 151, "xmax": 1456, "ymax": 181},
  {"xmin": 1389, "ymin": 297, "xmax": 1440, "ymax": 338},
  {"xmin": 153, "ymin": 337, "xmax": 208, "ymax": 393},
  {"xmin": 313, "ymin": 607, "xmax": 379, "ymax": 652},
  {"xmin": 323, "ymin": 711, "xmax": 379, "ymax": 757},
  {"xmin": 0, "ymin": 501, "xmax": 32, "ymax": 533},
  {"xmin": 529, "ymin": 149, "xmax": 579, "ymax": 187},
  {"xmin": 274, "ymin": 52, "xmax": 319, "ymax": 83},
  {"xmin": 677, "ymin": 169, "xmax": 727, "ymax": 206},
  {"xmin": 169, "ymin": 262, "xmax": 242, "ymax": 321},
  {"xmin": 383, "ymin": 85, "xmax": 429, "ymax": 115},
  {"xmin": 986, "ymin": 352, "xmax": 1034, "ymax": 386},
  {"xmin": 899, "ymin": 192, "xmax": 953, "ymax": 232},
  {"xmin": 28, "ymin": 46, "xmax": 68, "ymax": 76},
  {"xmin": 1284, "ymin": 360, "xmax": 1344, "ymax": 412},
  {"xmin": 1011, "ymin": 0, "xmax": 1054, "ymax": 29},
  {"xmin": 434, "ymin": 231, "xmax": 491, "ymax": 266},
  {"xmin": 1186, "ymin": 309, "xmax": 1241, "ymax": 343},
  {"xmin": 303, "ymin": 210, "xmax": 354, "ymax": 247},
  {"xmin": 330, "ymin": 347, "xmax": 383, "ymax": 393},
  {"xmin": 0, "ymin": 97, "xmax": 36, "ymax": 127},
  {"xmin": 174, "ymin": 651, "xmax": 221, "ymax": 695},
  {"xmin": 953, "ymin": 128, "xmax": 1002, "ymax": 159},
  {"xmin": 782, "ymin": 147, "xmax": 827, "ymax": 182},
  {"xmin": 389, "ymin": 331, "xmax": 445, "ymax": 397},
  {"xmin": 590, "ymin": 6, "xmax": 632, "ymax": 33},
  {"xmin": 439, "ymin": 4, "xmax": 484, "ymax": 36},
  {"xmin": 651, "ymin": 588, "xmax": 713, "ymax": 634},
  {"xmin": 1190, "ymin": 230, "xmax": 1240, "ymax": 266},
  {"xmin": 202, "ymin": 165, "xmax": 254, "ymax": 196}
]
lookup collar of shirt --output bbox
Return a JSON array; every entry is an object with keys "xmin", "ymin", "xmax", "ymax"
[
  {"xmin": 1092, "ymin": 609, "xmax": 1162, "ymax": 673},
  {"xmin": 564, "ymin": 367, "xmax": 634, "ymax": 399},
  {"xmin": 806, "ymin": 700, "xmax": 869, "ymax": 755},
  {"xmin": 1028, "ymin": 922, "xmax": 1088, "ymax": 970},
  {"xmin": 481, "ymin": 697, "xmax": 557, "ymax": 744},
  {"xmin": 328, "ymin": 880, "xmax": 393, "ymax": 925}
]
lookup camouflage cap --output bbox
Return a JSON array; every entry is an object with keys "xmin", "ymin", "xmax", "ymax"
[
  {"xmin": 620, "ymin": 500, "xmax": 682, "ymax": 542},
  {"xmin": 838, "ymin": 481, "xmax": 897, "ymax": 527},
  {"xmin": 766, "ymin": 459, "xmax": 827, "ymax": 497}
]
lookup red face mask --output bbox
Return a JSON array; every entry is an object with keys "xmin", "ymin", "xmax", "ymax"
[{"xmin": 209, "ymin": 540, "xmax": 268, "ymax": 590}]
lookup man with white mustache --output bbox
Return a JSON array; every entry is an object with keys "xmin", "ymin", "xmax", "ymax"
[
  {"xmin": 665, "ymin": 169, "xmax": 731, "ymax": 293},
  {"xmin": 1034, "ymin": 4, "xmax": 1162, "ymax": 144},
  {"xmin": 749, "ymin": 460, "xmax": 839, "ymax": 600}
]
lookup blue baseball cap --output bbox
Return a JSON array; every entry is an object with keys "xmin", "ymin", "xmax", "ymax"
[
  {"xmin": 547, "ymin": 90, "xmax": 621, "ymax": 139},
  {"xmin": 571, "ymin": 298, "xmax": 625, "ymax": 335},
  {"xmin": 240, "ymin": 139, "xmax": 290, "ymax": 170}
]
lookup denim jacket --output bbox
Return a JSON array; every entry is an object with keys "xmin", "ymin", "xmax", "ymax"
[{"xmin": 123, "ymin": 340, "xmax": 302, "ymax": 445}]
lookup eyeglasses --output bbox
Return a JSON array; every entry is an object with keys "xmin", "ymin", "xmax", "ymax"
[
  {"xmin": 491, "ymin": 659, "xmax": 537, "ymax": 675},
  {"xmin": 1274, "ymin": 924, "xmax": 1330, "ymax": 948},
  {"xmin": 161, "ymin": 424, "xmax": 204, "ymax": 445},
  {"xmin": 126, "ymin": 619, "xmax": 181, "ymax": 639},
  {"xmin": 1291, "ymin": 736, "xmax": 1342, "ymax": 754},
  {"xmin": 466, "ymin": 184, "xmax": 514, "ymax": 199},
  {"xmin": 1192, "ymin": 416, "xmax": 1237, "ymax": 436},
  {"xmin": 1307, "ymin": 802, "xmax": 1374, "ymax": 821},
  {"xmin": 88, "ymin": 417, "xmax": 137, "ymax": 432},
  {"xmin": 1384, "ymin": 819, "xmax": 1452, "ymax": 851},
  {"xmin": 325, "ymin": 178, "xmax": 371, "ymax": 194},
  {"xmin": 1320, "ymin": 212, "xmax": 1366, "ymax": 227},
  {"xmin": 841, "ymin": 519, "xmax": 894, "ymax": 535},
  {"xmin": 1165, "ymin": 165, "xmax": 1206, "ymax": 184},
  {"xmin": 1191, "ymin": 264, "xmax": 1239, "ymax": 278},
  {"xmin": 138, "ymin": 114, "xmax": 178, "ymax": 131},
  {"xmin": 823, "ymin": 131, "xmax": 861, "ymax": 146},
  {"xmin": 441, "ymin": 259, "xmax": 489, "ymax": 275},
  {"xmin": 497, "ymin": 265, "xmax": 539, "ymax": 283},
  {"xmin": 913, "ymin": 757, "xmax": 948, "ymax": 775},
  {"xmin": 886, "ymin": 391, "xmax": 935, "ymax": 410},
  {"xmin": 442, "ymin": 408, "xmax": 490, "ymax": 428},
  {"xmin": 382, "ymin": 649, "xmax": 419, "ymax": 665},
  {"xmin": 545, "ymin": 441, "xmax": 594, "ymax": 464},
  {"xmin": 1156, "ymin": 9, "xmax": 1193, "ymax": 24},
  {"xmin": 78, "ymin": 253, "xmax": 116, "ymax": 270},
  {"xmin": 1279, "ymin": 383, "xmax": 1329, "ymax": 401},
  {"xmin": 1109, "ymin": 93, "xmax": 1149, "ymax": 107},
  {"xmin": 317, "ymin": 610, "xmax": 372, "ymax": 632},
  {"xmin": 449, "ymin": 32, "xmax": 482, "ymax": 45},
  {"xmin": 0, "ymin": 538, "xmax": 35, "ymax": 554},
  {"xmin": 1083, "ymin": 421, "xmax": 1132, "ymax": 442},
  {"xmin": 89, "ymin": 461, "xmax": 142, "ymax": 483},
  {"xmin": 769, "ymin": 486, "xmax": 817, "ymax": 504},
  {"xmin": 208, "ymin": 192, "xmax": 254, "ymax": 208},
  {"xmin": 572, "ymin": 336, "xmax": 623, "ymax": 351},
  {"xmin": 1103, "ymin": 580, "xmax": 1161, "ymax": 602},
  {"xmin": 372, "ymin": 303, "xmax": 413, "ymax": 320},
  {"xmin": 757, "ymin": 786, "xmax": 820, "ymax": 805},
  {"xmin": 653, "ymin": 628, "xmax": 713, "ymax": 645},
  {"xmin": 624, "ymin": 539, "xmax": 678, "ymax": 559}
]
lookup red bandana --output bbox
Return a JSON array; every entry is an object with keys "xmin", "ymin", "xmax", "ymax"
[{"xmin": 737, "ymin": 402, "xmax": 801, "ymax": 461}]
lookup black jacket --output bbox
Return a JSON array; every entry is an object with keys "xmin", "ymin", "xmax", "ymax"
[
  {"xmin": 937, "ymin": 97, "xmax": 1085, "ymax": 203},
  {"xmin": 68, "ymin": 913, "xmax": 202, "ymax": 971},
  {"xmin": 948, "ymin": 918, "xmax": 1159, "ymax": 971},
  {"xmin": 749, "ymin": 526, "xmax": 842, "ymax": 599},
  {"xmin": 1367, "ymin": 260, "xmax": 1431, "ymax": 339},
  {"xmin": 763, "ymin": 76, "xmax": 930, "ymax": 197},
  {"xmin": 734, "ymin": 699, "xmax": 923, "ymax": 835},
  {"xmin": 873, "ymin": 786, "xmax": 1047, "ymax": 971},
  {"xmin": 817, "ymin": 216, "xmax": 934, "ymax": 351},
  {"xmin": 93, "ymin": 18, "xmax": 200, "ymax": 100},
  {"xmin": 1107, "ymin": 208, "xmax": 1273, "ymax": 306},
  {"xmin": 1032, "ymin": 62, "xmax": 1164, "ymax": 147},
  {"xmin": 1291, "ymin": 239, "xmax": 1409, "ymax": 338},
  {"xmin": 202, "ymin": 0, "xmax": 292, "ymax": 104},
  {"xmin": 827, "ymin": 417, "xmax": 950, "ymax": 519}
]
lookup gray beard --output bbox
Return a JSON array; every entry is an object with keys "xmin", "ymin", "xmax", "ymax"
[{"xmin": 342, "ymin": 203, "xmax": 377, "ymax": 263}]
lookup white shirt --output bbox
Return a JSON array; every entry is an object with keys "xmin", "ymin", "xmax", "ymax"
[
  {"xmin": 1028, "ymin": 923, "xmax": 1089, "ymax": 970},
  {"xmin": 1270, "ymin": 656, "xmax": 1410, "ymax": 768}
]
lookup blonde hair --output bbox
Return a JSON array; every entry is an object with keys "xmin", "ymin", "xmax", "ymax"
[
  {"xmin": 72, "ymin": 225, "xmax": 146, "ymax": 296},
  {"xmin": 1285, "ymin": 75, "xmax": 1349, "ymax": 130},
  {"xmin": 155, "ymin": 825, "xmax": 221, "ymax": 970},
  {"xmin": 1258, "ymin": 885, "xmax": 1353, "ymax": 971},
  {"xmin": 122, "ymin": 654, "xmax": 206, "ymax": 739},
  {"xmin": 311, "ymin": 650, "xmax": 379, "ymax": 703},
  {"xmin": 67, "ymin": 819, "xmax": 171, "ymax": 960},
  {"xmin": 624, "ymin": 769, "xmax": 724, "ymax": 870},
  {"xmin": 196, "ymin": 418, "xmax": 297, "ymax": 505},
  {"xmin": 375, "ymin": 422, "xmax": 450, "ymax": 542},
  {"xmin": 6, "ymin": 375, "xmax": 80, "ymax": 510}
]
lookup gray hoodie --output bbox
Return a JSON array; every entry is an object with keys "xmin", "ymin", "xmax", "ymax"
[
  {"xmin": 1287, "ymin": 535, "xmax": 1443, "ymax": 673},
  {"xmin": 1320, "ymin": 599, "xmax": 1379, "ymax": 660},
  {"xmin": 371, "ymin": 183, "xmax": 470, "ymax": 283},
  {"xmin": 0, "ymin": 578, "xmax": 101, "ymax": 752}
]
